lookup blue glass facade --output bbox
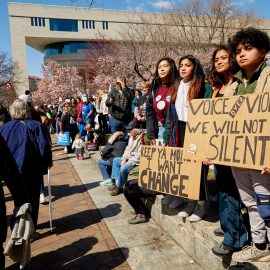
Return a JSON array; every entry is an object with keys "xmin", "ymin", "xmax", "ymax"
[
  {"xmin": 49, "ymin": 18, "xmax": 78, "ymax": 32},
  {"xmin": 44, "ymin": 41, "xmax": 102, "ymax": 57}
]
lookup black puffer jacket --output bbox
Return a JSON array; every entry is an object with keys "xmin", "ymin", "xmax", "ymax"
[
  {"xmin": 101, "ymin": 139, "xmax": 127, "ymax": 164},
  {"xmin": 106, "ymin": 87, "xmax": 134, "ymax": 122},
  {"xmin": 146, "ymin": 80, "xmax": 160, "ymax": 140}
]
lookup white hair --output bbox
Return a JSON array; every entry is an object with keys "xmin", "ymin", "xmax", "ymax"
[{"xmin": 9, "ymin": 99, "xmax": 31, "ymax": 120}]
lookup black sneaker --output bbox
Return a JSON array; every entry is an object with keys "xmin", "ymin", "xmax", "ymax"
[
  {"xmin": 214, "ymin": 227, "xmax": 224, "ymax": 237},
  {"xmin": 212, "ymin": 242, "xmax": 234, "ymax": 256},
  {"xmin": 107, "ymin": 185, "xmax": 116, "ymax": 191},
  {"xmin": 110, "ymin": 188, "xmax": 123, "ymax": 196}
]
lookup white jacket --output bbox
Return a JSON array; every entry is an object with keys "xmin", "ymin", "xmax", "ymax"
[{"xmin": 4, "ymin": 203, "xmax": 35, "ymax": 269}]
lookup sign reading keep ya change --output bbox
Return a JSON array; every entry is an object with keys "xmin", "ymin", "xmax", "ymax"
[
  {"xmin": 183, "ymin": 92, "xmax": 270, "ymax": 169},
  {"xmin": 139, "ymin": 146, "xmax": 202, "ymax": 200}
]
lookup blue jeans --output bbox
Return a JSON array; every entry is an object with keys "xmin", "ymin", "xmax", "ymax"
[
  {"xmin": 98, "ymin": 159, "xmax": 112, "ymax": 180},
  {"xmin": 216, "ymin": 165, "xmax": 248, "ymax": 248},
  {"xmin": 158, "ymin": 125, "xmax": 165, "ymax": 139},
  {"xmin": 40, "ymin": 180, "xmax": 45, "ymax": 194},
  {"xmin": 56, "ymin": 118, "xmax": 60, "ymax": 133},
  {"xmin": 109, "ymin": 116, "xmax": 126, "ymax": 134},
  {"xmin": 111, "ymin": 157, "xmax": 134, "ymax": 188},
  {"xmin": 84, "ymin": 117, "xmax": 94, "ymax": 126}
]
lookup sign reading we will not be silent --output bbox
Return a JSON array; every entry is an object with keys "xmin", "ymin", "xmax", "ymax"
[
  {"xmin": 183, "ymin": 92, "xmax": 270, "ymax": 170},
  {"xmin": 139, "ymin": 146, "xmax": 202, "ymax": 200}
]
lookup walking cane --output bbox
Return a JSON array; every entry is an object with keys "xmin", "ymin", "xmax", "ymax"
[{"xmin": 47, "ymin": 168, "xmax": 53, "ymax": 232}]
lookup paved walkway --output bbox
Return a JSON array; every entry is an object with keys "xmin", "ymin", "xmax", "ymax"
[
  {"xmin": 69, "ymin": 150, "xmax": 202, "ymax": 270},
  {"xmin": 4, "ymin": 141, "xmax": 202, "ymax": 270},
  {"xmin": 4, "ymin": 143, "xmax": 130, "ymax": 270}
]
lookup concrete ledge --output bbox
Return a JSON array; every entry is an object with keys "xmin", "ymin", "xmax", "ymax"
[
  {"xmin": 148, "ymin": 195, "xmax": 270, "ymax": 270},
  {"xmin": 89, "ymin": 150, "xmax": 270, "ymax": 270}
]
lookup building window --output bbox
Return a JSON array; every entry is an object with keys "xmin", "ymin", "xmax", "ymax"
[
  {"xmin": 102, "ymin": 21, "xmax": 108, "ymax": 30},
  {"xmin": 30, "ymin": 17, "xmax": 45, "ymax": 27},
  {"xmin": 82, "ymin": 20, "xmax": 95, "ymax": 29},
  {"xmin": 44, "ymin": 41, "xmax": 94, "ymax": 57},
  {"xmin": 91, "ymin": 21, "xmax": 95, "ymax": 29},
  {"xmin": 49, "ymin": 18, "xmax": 78, "ymax": 32}
]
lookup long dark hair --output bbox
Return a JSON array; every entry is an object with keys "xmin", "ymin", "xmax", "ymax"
[
  {"xmin": 209, "ymin": 45, "xmax": 239, "ymax": 88},
  {"xmin": 152, "ymin": 57, "xmax": 179, "ymax": 92},
  {"xmin": 171, "ymin": 55, "xmax": 204, "ymax": 102}
]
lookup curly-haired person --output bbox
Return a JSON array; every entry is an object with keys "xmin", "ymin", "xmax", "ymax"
[{"xmin": 226, "ymin": 27, "xmax": 270, "ymax": 263}]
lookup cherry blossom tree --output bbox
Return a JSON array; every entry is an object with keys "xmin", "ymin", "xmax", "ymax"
[
  {"xmin": 85, "ymin": 0, "xmax": 256, "ymax": 92},
  {"xmin": 85, "ymin": 41, "xmax": 160, "ymax": 92},
  {"xmin": 0, "ymin": 51, "xmax": 19, "ymax": 107},
  {"xmin": 32, "ymin": 59, "xmax": 84, "ymax": 104}
]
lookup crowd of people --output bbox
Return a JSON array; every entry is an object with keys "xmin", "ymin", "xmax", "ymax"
[
  {"xmin": 1, "ymin": 27, "xmax": 270, "ymax": 268},
  {"xmin": 96, "ymin": 27, "xmax": 270, "ymax": 264}
]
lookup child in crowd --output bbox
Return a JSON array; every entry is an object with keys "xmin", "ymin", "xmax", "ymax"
[
  {"xmin": 76, "ymin": 117, "xmax": 86, "ymax": 138},
  {"xmin": 226, "ymin": 28, "xmax": 270, "ymax": 263},
  {"xmin": 84, "ymin": 124, "xmax": 98, "ymax": 143},
  {"xmin": 72, "ymin": 133, "xmax": 85, "ymax": 160},
  {"xmin": 84, "ymin": 123, "xmax": 99, "ymax": 151}
]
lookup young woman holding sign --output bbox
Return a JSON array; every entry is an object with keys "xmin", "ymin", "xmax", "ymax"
[
  {"xmin": 146, "ymin": 57, "xmax": 181, "ymax": 209},
  {"xmin": 146, "ymin": 57, "xmax": 179, "ymax": 145},
  {"xmin": 163, "ymin": 55, "xmax": 212, "ymax": 220},
  {"xmin": 226, "ymin": 28, "xmax": 270, "ymax": 263},
  {"xmin": 204, "ymin": 45, "xmax": 249, "ymax": 256}
]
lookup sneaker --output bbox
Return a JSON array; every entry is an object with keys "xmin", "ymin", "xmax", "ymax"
[
  {"xmin": 162, "ymin": 195, "xmax": 173, "ymax": 205},
  {"xmin": 107, "ymin": 185, "xmax": 116, "ymax": 191},
  {"xmin": 110, "ymin": 188, "xmax": 123, "ymax": 196},
  {"xmin": 178, "ymin": 201, "xmax": 196, "ymax": 217},
  {"xmin": 212, "ymin": 242, "xmax": 234, "ymax": 256},
  {"xmin": 99, "ymin": 179, "xmax": 113, "ymax": 186},
  {"xmin": 39, "ymin": 193, "xmax": 46, "ymax": 204},
  {"xmin": 188, "ymin": 204, "xmax": 207, "ymax": 222},
  {"xmin": 169, "ymin": 197, "xmax": 185, "ymax": 209},
  {"xmin": 232, "ymin": 243, "xmax": 270, "ymax": 262},
  {"xmin": 214, "ymin": 227, "xmax": 224, "ymax": 237},
  {"xmin": 128, "ymin": 214, "xmax": 147, "ymax": 224}
]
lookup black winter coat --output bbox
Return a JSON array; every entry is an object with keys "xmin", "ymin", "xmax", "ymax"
[
  {"xmin": 101, "ymin": 140, "xmax": 127, "ymax": 164},
  {"xmin": 146, "ymin": 80, "xmax": 160, "ymax": 140},
  {"xmin": 0, "ymin": 134, "xmax": 28, "ymax": 243},
  {"xmin": 106, "ymin": 87, "xmax": 134, "ymax": 122}
]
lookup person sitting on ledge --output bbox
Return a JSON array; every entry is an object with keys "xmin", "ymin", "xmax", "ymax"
[
  {"xmin": 98, "ymin": 131, "xmax": 127, "ymax": 186},
  {"xmin": 109, "ymin": 122, "xmax": 143, "ymax": 196}
]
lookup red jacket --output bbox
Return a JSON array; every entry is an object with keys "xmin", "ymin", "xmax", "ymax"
[{"xmin": 77, "ymin": 102, "xmax": 83, "ymax": 118}]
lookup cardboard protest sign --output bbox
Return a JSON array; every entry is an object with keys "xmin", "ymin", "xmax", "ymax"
[
  {"xmin": 183, "ymin": 93, "xmax": 270, "ymax": 170},
  {"xmin": 139, "ymin": 145, "xmax": 202, "ymax": 200}
]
